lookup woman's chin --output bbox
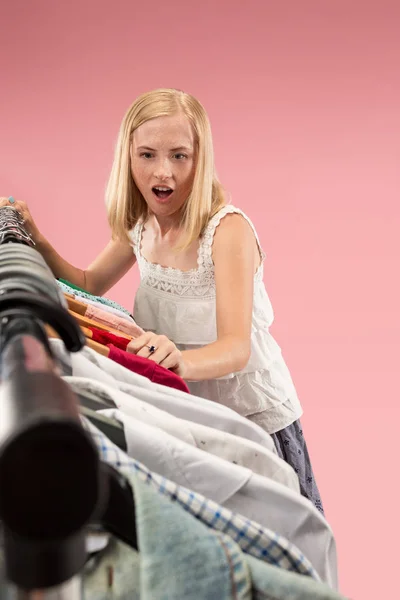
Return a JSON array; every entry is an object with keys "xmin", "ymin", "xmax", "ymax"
[{"xmin": 147, "ymin": 194, "xmax": 186, "ymax": 217}]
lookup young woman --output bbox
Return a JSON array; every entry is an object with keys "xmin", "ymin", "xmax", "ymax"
[{"xmin": 1, "ymin": 88, "xmax": 324, "ymax": 513}]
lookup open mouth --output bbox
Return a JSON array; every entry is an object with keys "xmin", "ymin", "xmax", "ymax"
[{"xmin": 152, "ymin": 186, "xmax": 173, "ymax": 200}]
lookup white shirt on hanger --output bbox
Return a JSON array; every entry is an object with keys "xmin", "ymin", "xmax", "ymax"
[
  {"xmin": 88, "ymin": 401, "xmax": 337, "ymax": 588},
  {"xmin": 67, "ymin": 375, "xmax": 299, "ymax": 490},
  {"xmin": 49, "ymin": 340, "xmax": 337, "ymax": 587},
  {"xmin": 50, "ymin": 339, "xmax": 279, "ymax": 451}
]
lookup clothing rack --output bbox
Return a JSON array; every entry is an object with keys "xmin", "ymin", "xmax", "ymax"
[{"xmin": 0, "ymin": 207, "xmax": 138, "ymax": 599}]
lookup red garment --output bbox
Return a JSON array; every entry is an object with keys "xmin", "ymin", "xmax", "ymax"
[
  {"xmin": 108, "ymin": 345, "xmax": 190, "ymax": 394},
  {"xmin": 88, "ymin": 326, "xmax": 130, "ymax": 351}
]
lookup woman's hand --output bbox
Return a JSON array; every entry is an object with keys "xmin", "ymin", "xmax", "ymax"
[
  {"xmin": 0, "ymin": 197, "xmax": 43, "ymax": 243},
  {"xmin": 127, "ymin": 332, "xmax": 185, "ymax": 377}
]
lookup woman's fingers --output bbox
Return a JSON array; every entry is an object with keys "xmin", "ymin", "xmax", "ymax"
[
  {"xmin": 126, "ymin": 332, "xmax": 154, "ymax": 354},
  {"xmin": 127, "ymin": 333, "xmax": 181, "ymax": 369},
  {"xmin": 159, "ymin": 348, "xmax": 181, "ymax": 370},
  {"xmin": 147, "ymin": 337, "xmax": 176, "ymax": 364}
]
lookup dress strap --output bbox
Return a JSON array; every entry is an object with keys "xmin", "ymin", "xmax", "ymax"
[
  {"xmin": 199, "ymin": 205, "xmax": 266, "ymax": 267},
  {"xmin": 129, "ymin": 221, "xmax": 142, "ymax": 257}
]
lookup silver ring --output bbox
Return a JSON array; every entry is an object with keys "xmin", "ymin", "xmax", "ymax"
[{"xmin": 146, "ymin": 345, "xmax": 156, "ymax": 354}]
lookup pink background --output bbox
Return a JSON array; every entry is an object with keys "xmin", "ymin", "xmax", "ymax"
[{"xmin": 1, "ymin": 1, "xmax": 399, "ymax": 597}]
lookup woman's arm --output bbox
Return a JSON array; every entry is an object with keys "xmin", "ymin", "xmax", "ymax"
[
  {"xmin": 0, "ymin": 197, "xmax": 136, "ymax": 296},
  {"xmin": 81, "ymin": 238, "xmax": 137, "ymax": 296},
  {"xmin": 180, "ymin": 213, "xmax": 257, "ymax": 380},
  {"xmin": 37, "ymin": 236, "xmax": 136, "ymax": 295}
]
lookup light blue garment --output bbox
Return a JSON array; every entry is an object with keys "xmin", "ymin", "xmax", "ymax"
[
  {"xmin": 57, "ymin": 280, "xmax": 132, "ymax": 316},
  {"xmin": 247, "ymin": 555, "xmax": 349, "ymax": 599},
  {"xmin": 83, "ymin": 476, "xmax": 249, "ymax": 599},
  {"xmin": 82, "ymin": 472, "xmax": 348, "ymax": 600}
]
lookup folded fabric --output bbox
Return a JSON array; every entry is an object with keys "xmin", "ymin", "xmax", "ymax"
[
  {"xmin": 108, "ymin": 345, "xmax": 190, "ymax": 393},
  {"xmin": 85, "ymin": 304, "xmax": 144, "ymax": 337},
  {"xmin": 81, "ymin": 459, "xmax": 348, "ymax": 599},
  {"xmin": 57, "ymin": 279, "xmax": 132, "ymax": 316},
  {"xmin": 87, "ymin": 326, "xmax": 130, "ymax": 350}
]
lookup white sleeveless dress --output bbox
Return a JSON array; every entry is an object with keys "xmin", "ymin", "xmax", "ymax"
[{"xmin": 130, "ymin": 205, "xmax": 303, "ymax": 435}]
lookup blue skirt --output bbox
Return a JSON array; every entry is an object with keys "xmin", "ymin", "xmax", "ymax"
[{"xmin": 270, "ymin": 420, "xmax": 324, "ymax": 515}]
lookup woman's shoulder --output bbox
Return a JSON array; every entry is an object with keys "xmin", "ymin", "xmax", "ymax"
[
  {"xmin": 205, "ymin": 204, "xmax": 258, "ymax": 237},
  {"xmin": 202, "ymin": 204, "xmax": 265, "ymax": 266}
]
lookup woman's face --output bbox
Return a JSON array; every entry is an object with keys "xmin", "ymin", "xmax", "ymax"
[{"xmin": 131, "ymin": 112, "xmax": 196, "ymax": 219}]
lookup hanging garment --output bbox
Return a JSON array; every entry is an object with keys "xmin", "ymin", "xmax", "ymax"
[
  {"xmin": 81, "ymin": 418, "xmax": 319, "ymax": 581},
  {"xmin": 88, "ymin": 405, "xmax": 335, "ymax": 586},
  {"xmin": 57, "ymin": 279, "xmax": 133, "ymax": 316},
  {"xmin": 81, "ymin": 468, "xmax": 348, "ymax": 599},
  {"xmin": 64, "ymin": 290, "xmax": 135, "ymax": 322},
  {"xmin": 50, "ymin": 339, "xmax": 280, "ymax": 452},
  {"xmin": 66, "ymin": 372, "xmax": 298, "ymax": 488},
  {"xmin": 84, "ymin": 304, "xmax": 144, "ymax": 337},
  {"xmin": 81, "ymin": 418, "xmax": 338, "ymax": 589},
  {"xmin": 108, "ymin": 345, "xmax": 190, "ymax": 393},
  {"xmin": 78, "ymin": 296, "xmax": 135, "ymax": 322},
  {"xmin": 87, "ymin": 327, "xmax": 130, "ymax": 350},
  {"xmin": 98, "ymin": 405, "xmax": 298, "ymax": 490}
]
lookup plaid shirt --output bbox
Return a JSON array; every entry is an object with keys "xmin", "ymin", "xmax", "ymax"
[{"xmin": 82, "ymin": 418, "xmax": 319, "ymax": 580}]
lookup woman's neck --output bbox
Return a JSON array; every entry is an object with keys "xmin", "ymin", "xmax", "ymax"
[{"xmin": 151, "ymin": 213, "xmax": 182, "ymax": 238}]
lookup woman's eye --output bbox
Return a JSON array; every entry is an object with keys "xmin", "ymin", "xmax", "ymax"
[
  {"xmin": 140, "ymin": 152, "xmax": 153, "ymax": 159},
  {"xmin": 174, "ymin": 153, "xmax": 187, "ymax": 160}
]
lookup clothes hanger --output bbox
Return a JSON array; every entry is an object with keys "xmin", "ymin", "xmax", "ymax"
[
  {"xmin": 79, "ymin": 323, "xmax": 125, "ymax": 351},
  {"xmin": 64, "ymin": 294, "xmax": 134, "ymax": 336},
  {"xmin": 80, "ymin": 406, "xmax": 127, "ymax": 452},
  {"xmin": 66, "ymin": 295, "xmax": 88, "ymax": 316},
  {"xmin": 67, "ymin": 309, "xmax": 133, "ymax": 342},
  {"xmin": 80, "ymin": 330, "xmax": 110, "ymax": 356},
  {"xmin": 46, "ymin": 324, "xmax": 111, "ymax": 357}
]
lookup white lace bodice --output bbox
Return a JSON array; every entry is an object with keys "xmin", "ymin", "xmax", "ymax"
[
  {"xmin": 130, "ymin": 205, "xmax": 265, "ymax": 298},
  {"xmin": 130, "ymin": 205, "xmax": 302, "ymax": 434}
]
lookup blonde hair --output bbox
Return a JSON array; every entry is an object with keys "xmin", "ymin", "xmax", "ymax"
[{"xmin": 105, "ymin": 88, "xmax": 226, "ymax": 249}]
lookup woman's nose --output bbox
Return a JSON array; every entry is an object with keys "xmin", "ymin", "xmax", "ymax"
[{"xmin": 154, "ymin": 159, "xmax": 172, "ymax": 180}]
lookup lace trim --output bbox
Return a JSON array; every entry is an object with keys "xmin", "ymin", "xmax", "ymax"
[
  {"xmin": 132, "ymin": 206, "xmax": 265, "ymax": 298},
  {"xmin": 138, "ymin": 272, "xmax": 216, "ymax": 299},
  {"xmin": 199, "ymin": 205, "xmax": 266, "ymax": 267},
  {"xmin": 134, "ymin": 220, "xmax": 203, "ymax": 276}
]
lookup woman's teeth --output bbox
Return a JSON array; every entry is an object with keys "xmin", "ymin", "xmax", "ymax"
[{"xmin": 153, "ymin": 187, "xmax": 173, "ymax": 199}]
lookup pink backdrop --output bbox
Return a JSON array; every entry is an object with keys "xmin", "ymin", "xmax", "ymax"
[{"xmin": 1, "ymin": 1, "xmax": 399, "ymax": 598}]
